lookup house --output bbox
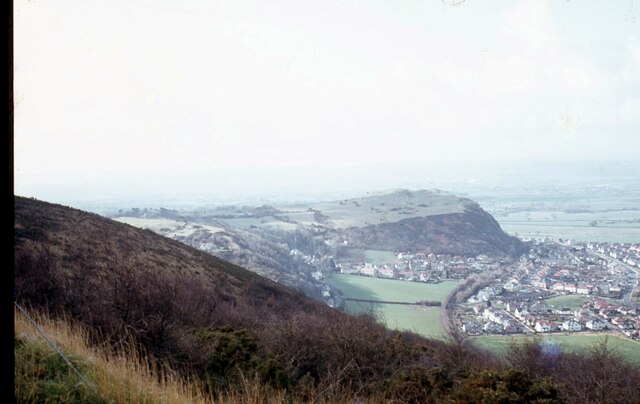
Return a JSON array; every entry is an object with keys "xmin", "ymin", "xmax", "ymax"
[
  {"xmin": 620, "ymin": 307, "xmax": 638, "ymax": 316},
  {"xmin": 473, "ymin": 304, "xmax": 487, "ymax": 315},
  {"xmin": 577, "ymin": 284, "xmax": 591, "ymax": 295},
  {"xmin": 503, "ymin": 321, "xmax": 522, "ymax": 334},
  {"xmin": 524, "ymin": 314, "xmax": 537, "ymax": 327},
  {"xmin": 504, "ymin": 279, "xmax": 520, "ymax": 292},
  {"xmin": 378, "ymin": 268, "xmax": 394, "ymax": 279},
  {"xmin": 529, "ymin": 302, "xmax": 551, "ymax": 314},
  {"xmin": 483, "ymin": 322, "xmax": 503, "ymax": 334},
  {"xmin": 595, "ymin": 283, "xmax": 611, "ymax": 295},
  {"xmin": 506, "ymin": 301, "xmax": 528, "ymax": 313},
  {"xmin": 535, "ymin": 321, "xmax": 553, "ymax": 333},
  {"xmin": 610, "ymin": 284, "xmax": 623, "ymax": 293},
  {"xmin": 514, "ymin": 307, "xmax": 530, "ymax": 321},
  {"xmin": 612, "ymin": 317, "xmax": 636, "ymax": 330},
  {"xmin": 562, "ymin": 320, "xmax": 582, "ymax": 332},
  {"xmin": 462, "ymin": 322, "xmax": 482, "ymax": 335},
  {"xmin": 592, "ymin": 299, "xmax": 609, "ymax": 310},
  {"xmin": 359, "ymin": 264, "xmax": 375, "ymax": 277},
  {"xmin": 555, "ymin": 306, "xmax": 573, "ymax": 315},
  {"xmin": 600, "ymin": 309, "xmax": 620, "ymax": 319},
  {"xmin": 585, "ymin": 319, "xmax": 606, "ymax": 330}
]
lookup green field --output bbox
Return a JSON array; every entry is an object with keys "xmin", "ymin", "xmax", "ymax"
[
  {"xmin": 332, "ymin": 274, "xmax": 459, "ymax": 339},
  {"xmin": 346, "ymin": 301, "xmax": 446, "ymax": 339},
  {"xmin": 473, "ymin": 334, "xmax": 640, "ymax": 364},
  {"xmin": 544, "ymin": 295, "xmax": 588, "ymax": 310},
  {"xmin": 332, "ymin": 274, "xmax": 458, "ymax": 303},
  {"xmin": 364, "ymin": 250, "xmax": 400, "ymax": 265},
  {"xmin": 497, "ymin": 209, "xmax": 640, "ymax": 243}
]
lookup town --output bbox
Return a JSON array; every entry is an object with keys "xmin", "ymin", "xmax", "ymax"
[{"xmin": 334, "ymin": 239, "xmax": 640, "ymax": 341}]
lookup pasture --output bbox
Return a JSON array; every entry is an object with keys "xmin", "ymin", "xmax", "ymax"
[
  {"xmin": 496, "ymin": 209, "xmax": 640, "ymax": 243},
  {"xmin": 331, "ymin": 274, "xmax": 459, "ymax": 303},
  {"xmin": 331, "ymin": 274, "xmax": 459, "ymax": 339},
  {"xmin": 473, "ymin": 334, "xmax": 640, "ymax": 364},
  {"xmin": 364, "ymin": 249, "xmax": 400, "ymax": 265},
  {"xmin": 346, "ymin": 301, "xmax": 446, "ymax": 339}
]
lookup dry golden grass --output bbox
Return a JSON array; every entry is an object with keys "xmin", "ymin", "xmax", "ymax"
[
  {"xmin": 14, "ymin": 306, "xmax": 307, "ymax": 403},
  {"xmin": 15, "ymin": 306, "xmax": 212, "ymax": 404}
]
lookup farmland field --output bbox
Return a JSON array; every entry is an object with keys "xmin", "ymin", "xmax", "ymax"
[
  {"xmin": 346, "ymin": 301, "xmax": 446, "ymax": 339},
  {"xmin": 544, "ymin": 295, "xmax": 588, "ymax": 310},
  {"xmin": 364, "ymin": 250, "xmax": 400, "ymax": 265},
  {"xmin": 331, "ymin": 274, "xmax": 459, "ymax": 303},
  {"xmin": 331, "ymin": 274, "xmax": 459, "ymax": 339},
  {"xmin": 473, "ymin": 334, "xmax": 640, "ymax": 364},
  {"xmin": 495, "ymin": 210, "xmax": 640, "ymax": 243}
]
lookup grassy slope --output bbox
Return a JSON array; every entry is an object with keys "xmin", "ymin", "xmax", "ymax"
[
  {"xmin": 15, "ymin": 196, "xmax": 325, "ymax": 314},
  {"xmin": 15, "ymin": 307, "xmax": 213, "ymax": 404}
]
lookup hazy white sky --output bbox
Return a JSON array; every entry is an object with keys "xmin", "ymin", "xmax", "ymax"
[{"xmin": 13, "ymin": 0, "xmax": 640, "ymax": 202}]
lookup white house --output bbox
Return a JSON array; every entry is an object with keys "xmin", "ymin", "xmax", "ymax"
[
  {"xmin": 562, "ymin": 320, "xmax": 582, "ymax": 332},
  {"xmin": 535, "ymin": 321, "xmax": 552, "ymax": 333},
  {"xmin": 585, "ymin": 319, "xmax": 606, "ymax": 330},
  {"xmin": 577, "ymin": 284, "xmax": 591, "ymax": 295},
  {"xmin": 462, "ymin": 322, "xmax": 482, "ymax": 335}
]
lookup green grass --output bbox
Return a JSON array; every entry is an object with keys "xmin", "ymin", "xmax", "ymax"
[
  {"xmin": 346, "ymin": 301, "xmax": 446, "ymax": 339},
  {"xmin": 364, "ymin": 250, "xmax": 400, "ymax": 265},
  {"xmin": 497, "ymin": 210, "xmax": 640, "ymax": 243},
  {"xmin": 15, "ymin": 337, "xmax": 106, "ymax": 403},
  {"xmin": 332, "ymin": 274, "xmax": 459, "ymax": 340},
  {"xmin": 473, "ymin": 334, "xmax": 640, "ymax": 364},
  {"xmin": 544, "ymin": 295, "xmax": 587, "ymax": 310},
  {"xmin": 332, "ymin": 274, "xmax": 458, "ymax": 303}
]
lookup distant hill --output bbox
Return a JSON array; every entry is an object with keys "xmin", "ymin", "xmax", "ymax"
[
  {"xmin": 104, "ymin": 189, "xmax": 525, "ymax": 304},
  {"xmin": 243, "ymin": 189, "xmax": 525, "ymax": 257},
  {"xmin": 339, "ymin": 198, "xmax": 526, "ymax": 256}
]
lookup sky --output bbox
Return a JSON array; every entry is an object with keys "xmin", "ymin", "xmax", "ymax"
[{"xmin": 13, "ymin": 0, "xmax": 640, "ymax": 205}]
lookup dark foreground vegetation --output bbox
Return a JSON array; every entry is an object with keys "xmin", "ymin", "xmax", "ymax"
[{"xmin": 14, "ymin": 197, "xmax": 640, "ymax": 403}]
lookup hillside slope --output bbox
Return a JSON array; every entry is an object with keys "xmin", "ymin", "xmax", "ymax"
[
  {"xmin": 13, "ymin": 196, "xmax": 640, "ymax": 403},
  {"xmin": 14, "ymin": 196, "xmax": 328, "ymax": 341}
]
